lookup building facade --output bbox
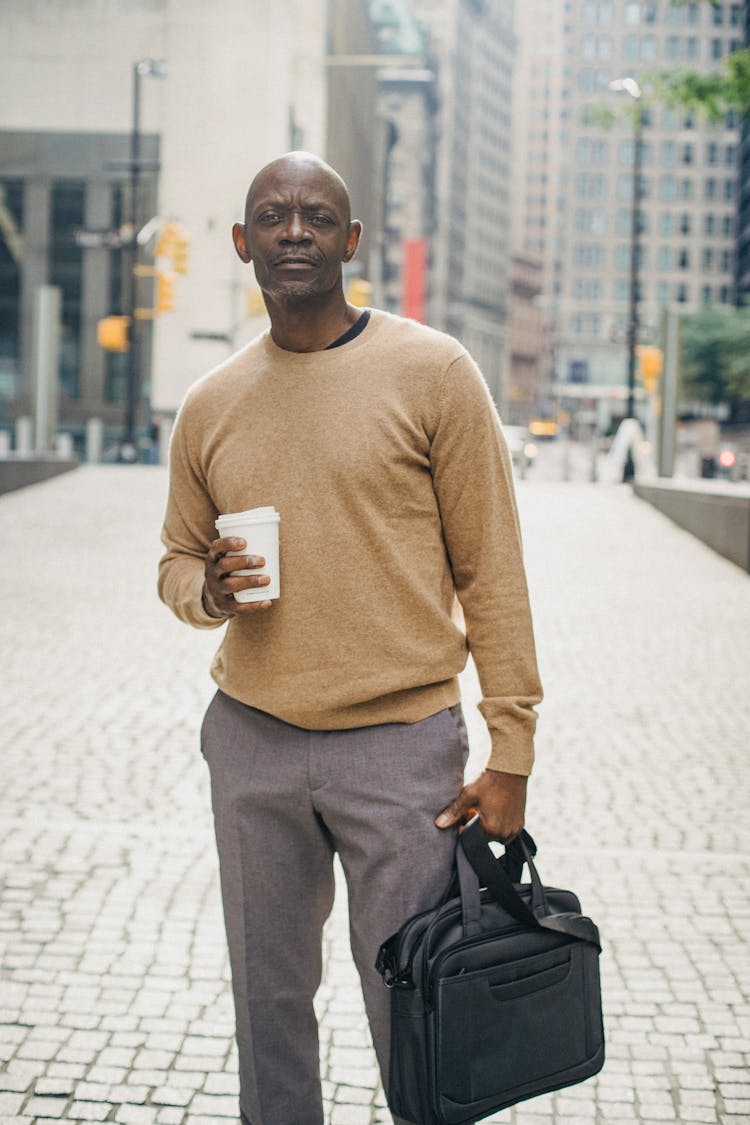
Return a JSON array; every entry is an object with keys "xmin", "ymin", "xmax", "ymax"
[
  {"xmin": 516, "ymin": 0, "xmax": 744, "ymax": 417},
  {"xmin": 411, "ymin": 0, "xmax": 516, "ymax": 408},
  {"xmin": 0, "ymin": 0, "xmax": 328, "ymax": 453},
  {"xmin": 736, "ymin": 2, "xmax": 750, "ymax": 300}
]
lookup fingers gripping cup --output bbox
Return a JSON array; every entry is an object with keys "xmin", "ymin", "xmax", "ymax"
[{"xmin": 215, "ymin": 506, "xmax": 280, "ymax": 603}]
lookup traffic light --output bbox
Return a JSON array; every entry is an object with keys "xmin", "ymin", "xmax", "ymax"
[
  {"xmin": 155, "ymin": 221, "xmax": 190, "ymax": 273},
  {"xmin": 347, "ymin": 278, "xmax": 372, "ymax": 307},
  {"xmin": 637, "ymin": 346, "xmax": 663, "ymax": 394},
  {"xmin": 156, "ymin": 269, "xmax": 176, "ymax": 313},
  {"xmin": 171, "ymin": 229, "xmax": 191, "ymax": 274},
  {"xmin": 97, "ymin": 315, "xmax": 130, "ymax": 351},
  {"xmin": 155, "ymin": 221, "xmax": 179, "ymax": 259}
]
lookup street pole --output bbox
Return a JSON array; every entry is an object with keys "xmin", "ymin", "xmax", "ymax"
[
  {"xmin": 121, "ymin": 62, "xmax": 142, "ymax": 462},
  {"xmin": 609, "ymin": 77, "xmax": 643, "ymax": 483},
  {"xmin": 120, "ymin": 58, "xmax": 167, "ymax": 463},
  {"xmin": 626, "ymin": 104, "xmax": 643, "ymax": 424}
]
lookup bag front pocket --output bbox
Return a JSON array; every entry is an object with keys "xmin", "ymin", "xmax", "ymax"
[{"xmin": 434, "ymin": 943, "xmax": 592, "ymax": 1114}]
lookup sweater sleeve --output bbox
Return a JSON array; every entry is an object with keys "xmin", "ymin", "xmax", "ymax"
[
  {"xmin": 430, "ymin": 353, "xmax": 542, "ymax": 775},
  {"xmin": 157, "ymin": 398, "xmax": 226, "ymax": 630}
]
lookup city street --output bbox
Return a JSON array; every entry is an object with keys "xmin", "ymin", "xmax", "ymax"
[{"xmin": 1, "ymin": 464, "xmax": 749, "ymax": 1125}]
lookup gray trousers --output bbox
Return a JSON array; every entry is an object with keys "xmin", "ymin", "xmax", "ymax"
[{"xmin": 200, "ymin": 689, "xmax": 468, "ymax": 1125}]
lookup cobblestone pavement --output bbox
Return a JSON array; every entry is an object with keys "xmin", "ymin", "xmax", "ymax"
[{"xmin": 1, "ymin": 466, "xmax": 749, "ymax": 1125}]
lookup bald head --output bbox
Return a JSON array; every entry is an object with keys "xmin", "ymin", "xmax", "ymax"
[{"xmin": 245, "ymin": 152, "xmax": 352, "ymax": 225}]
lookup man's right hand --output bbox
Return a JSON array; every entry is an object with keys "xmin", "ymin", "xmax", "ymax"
[{"xmin": 203, "ymin": 537, "xmax": 273, "ymax": 618}]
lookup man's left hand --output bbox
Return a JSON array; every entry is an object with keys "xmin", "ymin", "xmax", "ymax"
[{"xmin": 435, "ymin": 769, "xmax": 527, "ymax": 843}]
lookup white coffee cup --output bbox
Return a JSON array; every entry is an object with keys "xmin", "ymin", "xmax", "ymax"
[{"xmin": 214, "ymin": 506, "xmax": 280, "ymax": 603}]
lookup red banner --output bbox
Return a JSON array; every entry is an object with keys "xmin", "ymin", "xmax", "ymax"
[{"xmin": 402, "ymin": 238, "xmax": 427, "ymax": 323}]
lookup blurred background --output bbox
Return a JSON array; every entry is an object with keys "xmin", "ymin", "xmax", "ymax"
[{"xmin": 0, "ymin": 0, "xmax": 749, "ymax": 481}]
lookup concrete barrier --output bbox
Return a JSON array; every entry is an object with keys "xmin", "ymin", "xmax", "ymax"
[
  {"xmin": 633, "ymin": 477, "xmax": 750, "ymax": 573},
  {"xmin": 0, "ymin": 456, "xmax": 78, "ymax": 496}
]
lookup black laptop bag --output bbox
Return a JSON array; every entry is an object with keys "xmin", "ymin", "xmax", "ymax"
[{"xmin": 376, "ymin": 821, "xmax": 604, "ymax": 1125}]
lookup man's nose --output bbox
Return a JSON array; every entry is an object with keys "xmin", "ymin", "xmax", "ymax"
[{"xmin": 280, "ymin": 212, "xmax": 309, "ymax": 242}]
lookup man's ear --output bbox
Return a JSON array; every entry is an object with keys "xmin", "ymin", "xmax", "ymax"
[
  {"xmin": 232, "ymin": 222, "xmax": 251, "ymax": 263},
  {"xmin": 343, "ymin": 220, "xmax": 363, "ymax": 263}
]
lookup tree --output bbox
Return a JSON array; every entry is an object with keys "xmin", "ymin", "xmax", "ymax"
[
  {"xmin": 680, "ymin": 305, "xmax": 750, "ymax": 421},
  {"xmin": 658, "ymin": 1, "xmax": 750, "ymax": 121}
]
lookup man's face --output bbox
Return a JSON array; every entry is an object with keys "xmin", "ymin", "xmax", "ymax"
[{"xmin": 233, "ymin": 158, "xmax": 361, "ymax": 302}]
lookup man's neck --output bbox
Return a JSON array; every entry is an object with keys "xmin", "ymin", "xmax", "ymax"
[{"xmin": 267, "ymin": 293, "xmax": 361, "ymax": 353}]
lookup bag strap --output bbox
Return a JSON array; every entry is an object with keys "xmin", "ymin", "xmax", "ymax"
[{"xmin": 459, "ymin": 820, "xmax": 601, "ymax": 950}]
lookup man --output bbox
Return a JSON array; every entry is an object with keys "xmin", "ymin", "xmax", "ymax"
[{"xmin": 158, "ymin": 151, "xmax": 541, "ymax": 1125}]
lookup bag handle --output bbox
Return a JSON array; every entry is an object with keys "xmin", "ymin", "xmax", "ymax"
[{"xmin": 458, "ymin": 819, "xmax": 601, "ymax": 950}]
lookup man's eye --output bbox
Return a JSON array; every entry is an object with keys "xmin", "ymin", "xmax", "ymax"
[
  {"xmin": 259, "ymin": 213, "xmax": 280, "ymax": 224},
  {"xmin": 311, "ymin": 215, "xmax": 332, "ymax": 225}
]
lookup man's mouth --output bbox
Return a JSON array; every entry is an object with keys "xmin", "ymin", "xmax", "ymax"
[{"xmin": 273, "ymin": 256, "xmax": 319, "ymax": 269}]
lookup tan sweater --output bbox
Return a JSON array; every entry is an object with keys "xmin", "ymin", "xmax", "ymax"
[{"xmin": 158, "ymin": 310, "xmax": 542, "ymax": 774}]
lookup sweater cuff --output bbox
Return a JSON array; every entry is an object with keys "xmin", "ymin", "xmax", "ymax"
[{"xmin": 485, "ymin": 734, "xmax": 534, "ymax": 776}]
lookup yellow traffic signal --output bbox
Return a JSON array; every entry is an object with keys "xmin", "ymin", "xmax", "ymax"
[
  {"xmin": 155, "ymin": 221, "xmax": 179, "ymax": 258},
  {"xmin": 347, "ymin": 278, "xmax": 372, "ymax": 307},
  {"xmin": 637, "ymin": 346, "xmax": 663, "ymax": 394},
  {"xmin": 155, "ymin": 221, "xmax": 190, "ymax": 273},
  {"xmin": 97, "ymin": 315, "xmax": 130, "ymax": 351},
  {"xmin": 171, "ymin": 231, "xmax": 191, "ymax": 275},
  {"xmin": 156, "ymin": 269, "xmax": 176, "ymax": 313}
]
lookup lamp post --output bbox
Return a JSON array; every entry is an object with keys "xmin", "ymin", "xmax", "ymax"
[
  {"xmin": 121, "ymin": 57, "xmax": 167, "ymax": 462},
  {"xmin": 609, "ymin": 77, "xmax": 643, "ymax": 482}
]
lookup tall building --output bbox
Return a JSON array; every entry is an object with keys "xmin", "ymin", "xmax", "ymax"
[
  {"xmin": 518, "ymin": 0, "xmax": 744, "ymax": 418},
  {"xmin": 411, "ymin": 0, "xmax": 516, "ymax": 407},
  {"xmin": 736, "ymin": 2, "xmax": 750, "ymax": 300},
  {"xmin": 0, "ymin": 0, "xmax": 329, "ymax": 452}
]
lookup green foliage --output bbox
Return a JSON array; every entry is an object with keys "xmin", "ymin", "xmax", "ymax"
[
  {"xmin": 655, "ymin": 50, "xmax": 750, "ymax": 121},
  {"xmin": 680, "ymin": 306, "xmax": 750, "ymax": 411}
]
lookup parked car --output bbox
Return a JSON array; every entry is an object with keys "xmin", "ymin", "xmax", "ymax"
[{"xmin": 503, "ymin": 426, "xmax": 538, "ymax": 477}]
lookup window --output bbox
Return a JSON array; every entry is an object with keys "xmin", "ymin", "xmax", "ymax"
[
  {"xmin": 0, "ymin": 178, "xmax": 24, "ymax": 396},
  {"xmin": 659, "ymin": 174, "xmax": 677, "ymax": 201},
  {"xmin": 657, "ymin": 281, "xmax": 671, "ymax": 304},
  {"xmin": 730, "ymin": 5, "xmax": 741, "ymax": 27},
  {"xmin": 625, "ymin": 1, "xmax": 640, "ymax": 24},
  {"xmin": 615, "ymin": 244, "xmax": 630, "ymax": 270},
  {"xmin": 660, "ymin": 212, "xmax": 675, "ymax": 236},
  {"xmin": 617, "ymin": 174, "xmax": 634, "ymax": 201},
  {"xmin": 616, "ymin": 209, "xmax": 632, "ymax": 236},
  {"xmin": 726, "ymin": 145, "xmax": 736, "ymax": 166},
  {"xmin": 676, "ymin": 283, "xmax": 689, "ymax": 303},
  {"xmin": 682, "ymin": 144, "xmax": 694, "ymax": 165},
  {"xmin": 686, "ymin": 37, "xmax": 699, "ymax": 60},
  {"xmin": 719, "ymin": 286, "xmax": 731, "ymax": 303},
  {"xmin": 705, "ymin": 178, "xmax": 717, "ymax": 199},
  {"xmin": 665, "ymin": 36, "xmax": 680, "ymax": 60},
  {"xmin": 702, "ymin": 285, "xmax": 712, "ymax": 303},
  {"xmin": 707, "ymin": 142, "xmax": 718, "ymax": 165},
  {"xmin": 679, "ymin": 179, "xmax": 693, "ymax": 200},
  {"xmin": 573, "ymin": 242, "xmax": 605, "ymax": 266},
  {"xmin": 722, "ymin": 215, "xmax": 733, "ymax": 237},
  {"xmin": 678, "ymin": 249, "xmax": 690, "ymax": 270},
  {"xmin": 721, "ymin": 249, "xmax": 732, "ymax": 272},
  {"xmin": 680, "ymin": 214, "xmax": 691, "ymax": 235},
  {"xmin": 614, "ymin": 279, "xmax": 629, "ymax": 301},
  {"xmin": 658, "ymin": 246, "xmax": 672, "ymax": 270},
  {"xmin": 724, "ymin": 179, "xmax": 734, "ymax": 200},
  {"xmin": 624, "ymin": 35, "xmax": 639, "ymax": 61},
  {"xmin": 703, "ymin": 248, "xmax": 714, "ymax": 269},
  {"xmin": 712, "ymin": 3, "xmax": 724, "ymax": 24},
  {"xmin": 662, "ymin": 141, "xmax": 677, "ymax": 166},
  {"xmin": 711, "ymin": 38, "xmax": 723, "ymax": 59},
  {"xmin": 704, "ymin": 213, "xmax": 715, "ymax": 235},
  {"xmin": 642, "ymin": 35, "xmax": 657, "ymax": 61},
  {"xmin": 50, "ymin": 181, "xmax": 85, "ymax": 399}
]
